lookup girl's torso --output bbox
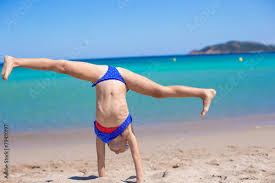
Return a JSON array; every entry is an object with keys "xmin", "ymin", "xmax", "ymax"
[{"xmin": 93, "ymin": 65, "xmax": 129, "ymax": 127}]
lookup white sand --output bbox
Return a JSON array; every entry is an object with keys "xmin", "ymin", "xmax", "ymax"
[{"xmin": 1, "ymin": 114, "xmax": 275, "ymax": 183}]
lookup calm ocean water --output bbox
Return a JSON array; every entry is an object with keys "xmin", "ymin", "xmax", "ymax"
[{"xmin": 0, "ymin": 53, "xmax": 275, "ymax": 132}]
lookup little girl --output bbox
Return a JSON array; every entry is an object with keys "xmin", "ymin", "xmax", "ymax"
[{"xmin": 1, "ymin": 56, "xmax": 216, "ymax": 183}]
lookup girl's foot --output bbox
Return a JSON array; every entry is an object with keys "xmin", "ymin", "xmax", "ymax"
[
  {"xmin": 200, "ymin": 89, "xmax": 216, "ymax": 117},
  {"xmin": 1, "ymin": 56, "xmax": 16, "ymax": 81}
]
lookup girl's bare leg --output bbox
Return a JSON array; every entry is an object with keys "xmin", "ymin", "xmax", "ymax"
[
  {"xmin": 1, "ymin": 56, "xmax": 107, "ymax": 82},
  {"xmin": 1, "ymin": 56, "xmax": 216, "ymax": 117},
  {"xmin": 118, "ymin": 67, "xmax": 216, "ymax": 117}
]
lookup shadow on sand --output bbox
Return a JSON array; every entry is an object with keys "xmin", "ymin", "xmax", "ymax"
[
  {"xmin": 68, "ymin": 175, "xmax": 136, "ymax": 182},
  {"xmin": 121, "ymin": 175, "xmax": 136, "ymax": 183},
  {"xmin": 68, "ymin": 175, "xmax": 98, "ymax": 181}
]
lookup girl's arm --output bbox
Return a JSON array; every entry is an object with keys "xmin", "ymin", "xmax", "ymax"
[
  {"xmin": 128, "ymin": 132, "xmax": 144, "ymax": 183},
  {"xmin": 96, "ymin": 137, "xmax": 106, "ymax": 177}
]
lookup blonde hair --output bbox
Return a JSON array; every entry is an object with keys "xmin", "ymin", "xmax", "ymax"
[{"xmin": 108, "ymin": 123, "xmax": 134, "ymax": 149}]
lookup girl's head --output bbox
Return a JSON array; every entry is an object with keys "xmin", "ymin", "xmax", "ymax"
[
  {"xmin": 107, "ymin": 123, "xmax": 134, "ymax": 154},
  {"xmin": 108, "ymin": 135, "xmax": 128, "ymax": 154}
]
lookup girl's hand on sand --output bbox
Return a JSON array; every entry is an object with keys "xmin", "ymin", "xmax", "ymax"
[{"xmin": 136, "ymin": 176, "xmax": 144, "ymax": 183}]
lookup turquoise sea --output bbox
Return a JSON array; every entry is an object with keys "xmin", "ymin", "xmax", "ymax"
[{"xmin": 0, "ymin": 53, "xmax": 275, "ymax": 132}]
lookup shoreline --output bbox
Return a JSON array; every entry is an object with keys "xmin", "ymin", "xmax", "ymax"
[
  {"xmin": 3, "ymin": 111, "xmax": 275, "ymax": 134},
  {"xmin": 4, "ymin": 112, "xmax": 275, "ymax": 141}
]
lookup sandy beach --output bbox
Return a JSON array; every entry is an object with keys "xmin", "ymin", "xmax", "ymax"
[{"xmin": 1, "ymin": 113, "xmax": 275, "ymax": 183}]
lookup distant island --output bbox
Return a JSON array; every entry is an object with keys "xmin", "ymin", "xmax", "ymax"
[{"xmin": 189, "ymin": 41, "xmax": 275, "ymax": 55}]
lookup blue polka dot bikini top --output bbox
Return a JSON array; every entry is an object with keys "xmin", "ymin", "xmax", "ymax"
[{"xmin": 91, "ymin": 65, "xmax": 129, "ymax": 91}]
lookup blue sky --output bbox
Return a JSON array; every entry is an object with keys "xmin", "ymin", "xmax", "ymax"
[{"xmin": 0, "ymin": 0, "xmax": 274, "ymax": 60}]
